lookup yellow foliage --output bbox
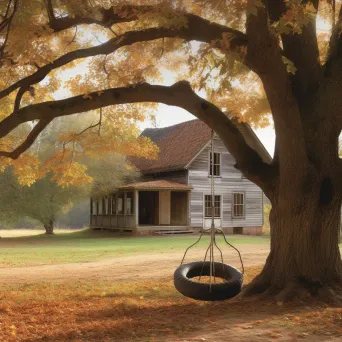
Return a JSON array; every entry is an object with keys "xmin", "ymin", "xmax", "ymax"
[
  {"xmin": 1, "ymin": 0, "xmax": 339, "ymax": 185},
  {"xmin": 50, "ymin": 162, "xmax": 93, "ymax": 188},
  {"xmin": 12, "ymin": 155, "xmax": 40, "ymax": 187},
  {"xmin": 0, "ymin": 157, "xmax": 12, "ymax": 173}
]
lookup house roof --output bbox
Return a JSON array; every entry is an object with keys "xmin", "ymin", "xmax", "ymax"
[
  {"xmin": 129, "ymin": 119, "xmax": 271, "ymax": 175},
  {"xmin": 119, "ymin": 180, "xmax": 192, "ymax": 190}
]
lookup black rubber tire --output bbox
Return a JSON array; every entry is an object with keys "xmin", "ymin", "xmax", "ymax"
[{"xmin": 174, "ymin": 261, "xmax": 243, "ymax": 301}]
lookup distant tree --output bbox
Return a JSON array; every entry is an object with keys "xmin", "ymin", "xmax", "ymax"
[
  {"xmin": 0, "ymin": 169, "xmax": 85, "ymax": 234},
  {"xmin": 0, "ymin": 153, "xmax": 139, "ymax": 234}
]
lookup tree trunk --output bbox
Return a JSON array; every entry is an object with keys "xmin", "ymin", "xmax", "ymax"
[
  {"xmin": 243, "ymin": 184, "xmax": 342, "ymax": 303},
  {"xmin": 44, "ymin": 219, "xmax": 54, "ymax": 235}
]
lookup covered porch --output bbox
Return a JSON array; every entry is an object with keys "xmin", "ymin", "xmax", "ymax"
[{"xmin": 90, "ymin": 180, "xmax": 192, "ymax": 232}]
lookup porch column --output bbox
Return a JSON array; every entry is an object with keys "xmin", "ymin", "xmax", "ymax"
[
  {"xmin": 124, "ymin": 192, "xmax": 127, "ymax": 227},
  {"xmin": 159, "ymin": 190, "xmax": 171, "ymax": 225},
  {"xmin": 115, "ymin": 192, "xmax": 118, "ymax": 228},
  {"xmin": 187, "ymin": 192, "xmax": 191, "ymax": 227},
  {"xmin": 135, "ymin": 190, "xmax": 139, "ymax": 227}
]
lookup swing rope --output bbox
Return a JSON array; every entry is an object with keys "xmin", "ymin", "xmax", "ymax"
[
  {"xmin": 179, "ymin": 130, "xmax": 244, "ymax": 280},
  {"xmin": 174, "ymin": 129, "xmax": 245, "ymax": 301}
]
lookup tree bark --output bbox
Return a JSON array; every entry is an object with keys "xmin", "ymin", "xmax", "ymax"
[
  {"xmin": 243, "ymin": 181, "xmax": 342, "ymax": 303},
  {"xmin": 44, "ymin": 219, "xmax": 54, "ymax": 235}
]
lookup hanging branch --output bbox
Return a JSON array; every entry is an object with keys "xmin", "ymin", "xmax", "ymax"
[
  {"xmin": 0, "ymin": 81, "xmax": 276, "ymax": 196},
  {"xmin": 60, "ymin": 108, "xmax": 104, "ymax": 161},
  {"xmin": 0, "ymin": 118, "xmax": 53, "ymax": 159}
]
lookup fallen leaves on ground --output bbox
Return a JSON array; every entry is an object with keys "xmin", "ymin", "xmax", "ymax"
[{"xmin": 0, "ymin": 266, "xmax": 340, "ymax": 341}]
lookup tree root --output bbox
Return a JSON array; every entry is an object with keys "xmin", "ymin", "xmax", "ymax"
[
  {"xmin": 239, "ymin": 277, "xmax": 342, "ymax": 306},
  {"xmin": 317, "ymin": 284, "xmax": 342, "ymax": 306}
]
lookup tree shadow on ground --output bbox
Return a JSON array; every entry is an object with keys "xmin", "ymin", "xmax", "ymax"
[{"xmin": 26, "ymin": 296, "xmax": 311, "ymax": 342}]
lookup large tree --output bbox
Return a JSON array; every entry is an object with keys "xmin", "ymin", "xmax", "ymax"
[{"xmin": 0, "ymin": 0, "xmax": 342, "ymax": 301}]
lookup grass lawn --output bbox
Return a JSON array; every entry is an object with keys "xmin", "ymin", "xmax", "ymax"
[{"xmin": 0, "ymin": 229, "xmax": 270, "ymax": 267}]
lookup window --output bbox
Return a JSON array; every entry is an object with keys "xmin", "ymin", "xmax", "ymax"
[
  {"xmin": 209, "ymin": 152, "xmax": 221, "ymax": 176},
  {"xmin": 126, "ymin": 192, "xmax": 134, "ymax": 215},
  {"xmin": 233, "ymin": 193, "xmax": 245, "ymax": 218},
  {"xmin": 205, "ymin": 195, "xmax": 221, "ymax": 218}
]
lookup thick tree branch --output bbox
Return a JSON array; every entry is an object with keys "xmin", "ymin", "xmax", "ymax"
[
  {"xmin": 44, "ymin": 0, "xmax": 55, "ymax": 23},
  {"xmin": 48, "ymin": 5, "xmax": 154, "ymax": 32},
  {"xmin": 0, "ymin": 82, "xmax": 275, "ymax": 194},
  {"xmin": 0, "ymin": 118, "xmax": 53, "ymax": 159},
  {"xmin": 266, "ymin": 0, "xmax": 321, "ymax": 104},
  {"xmin": 246, "ymin": 0, "xmax": 309, "ymax": 184},
  {"xmin": 13, "ymin": 86, "xmax": 28, "ymax": 112},
  {"xmin": 0, "ymin": 15, "xmax": 249, "ymax": 101}
]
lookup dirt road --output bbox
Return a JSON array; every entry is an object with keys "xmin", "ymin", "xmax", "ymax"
[{"xmin": 0, "ymin": 244, "xmax": 269, "ymax": 284}]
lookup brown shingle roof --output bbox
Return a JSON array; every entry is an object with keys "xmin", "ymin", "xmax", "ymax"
[
  {"xmin": 129, "ymin": 120, "xmax": 212, "ymax": 174},
  {"xmin": 129, "ymin": 119, "xmax": 271, "ymax": 175},
  {"xmin": 119, "ymin": 180, "xmax": 192, "ymax": 190}
]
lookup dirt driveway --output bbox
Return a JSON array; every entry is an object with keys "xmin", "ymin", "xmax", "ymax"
[{"xmin": 0, "ymin": 244, "xmax": 269, "ymax": 284}]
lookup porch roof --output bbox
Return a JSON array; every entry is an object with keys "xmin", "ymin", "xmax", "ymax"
[{"xmin": 119, "ymin": 180, "xmax": 192, "ymax": 191}]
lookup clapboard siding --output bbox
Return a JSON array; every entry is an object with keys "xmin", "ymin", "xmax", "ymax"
[
  {"xmin": 188, "ymin": 135, "xmax": 263, "ymax": 228},
  {"xmin": 190, "ymin": 191, "xmax": 204, "ymax": 227}
]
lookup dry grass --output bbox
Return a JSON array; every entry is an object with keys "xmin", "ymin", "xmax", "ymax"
[
  {"xmin": 262, "ymin": 204, "xmax": 271, "ymax": 236},
  {"xmin": 0, "ymin": 266, "xmax": 341, "ymax": 341},
  {"xmin": 0, "ymin": 229, "xmax": 82, "ymax": 238}
]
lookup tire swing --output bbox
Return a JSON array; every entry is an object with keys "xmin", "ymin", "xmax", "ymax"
[{"xmin": 174, "ymin": 130, "xmax": 244, "ymax": 301}]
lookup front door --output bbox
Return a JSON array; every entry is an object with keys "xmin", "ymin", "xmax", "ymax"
[
  {"xmin": 138, "ymin": 191, "xmax": 159, "ymax": 225},
  {"xmin": 204, "ymin": 194, "xmax": 222, "ymax": 228}
]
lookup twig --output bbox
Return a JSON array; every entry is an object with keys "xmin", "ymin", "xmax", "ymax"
[{"xmin": 60, "ymin": 109, "xmax": 104, "ymax": 161}]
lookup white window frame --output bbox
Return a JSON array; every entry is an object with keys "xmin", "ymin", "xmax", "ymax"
[
  {"xmin": 232, "ymin": 192, "xmax": 245, "ymax": 218},
  {"xmin": 208, "ymin": 152, "xmax": 221, "ymax": 177},
  {"xmin": 204, "ymin": 195, "xmax": 221, "ymax": 218}
]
